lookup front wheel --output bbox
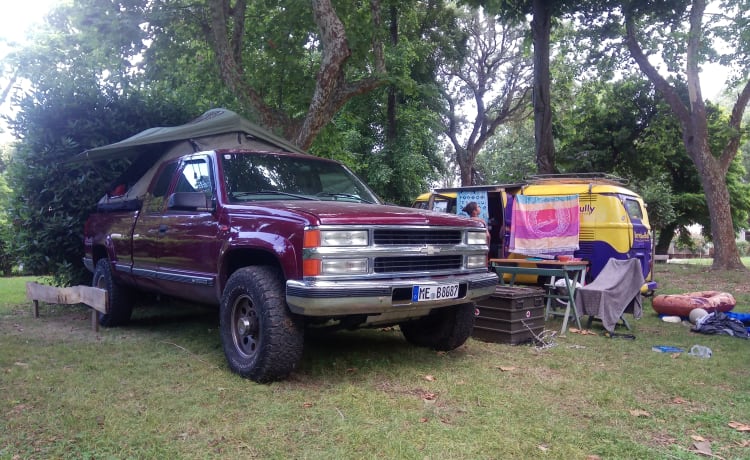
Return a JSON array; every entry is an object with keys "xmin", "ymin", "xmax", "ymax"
[
  {"xmin": 399, "ymin": 303, "xmax": 476, "ymax": 351},
  {"xmin": 92, "ymin": 258, "xmax": 133, "ymax": 327},
  {"xmin": 219, "ymin": 266, "xmax": 304, "ymax": 382}
]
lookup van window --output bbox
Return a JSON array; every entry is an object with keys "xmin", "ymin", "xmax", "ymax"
[
  {"xmin": 623, "ymin": 198, "xmax": 643, "ymax": 220},
  {"xmin": 434, "ymin": 199, "xmax": 450, "ymax": 213}
]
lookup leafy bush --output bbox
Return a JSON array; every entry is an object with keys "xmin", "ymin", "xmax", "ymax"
[{"xmin": 5, "ymin": 82, "xmax": 191, "ymax": 285}]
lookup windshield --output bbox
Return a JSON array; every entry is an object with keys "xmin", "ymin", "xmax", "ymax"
[
  {"xmin": 220, "ymin": 152, "xmax": 380, "ymax": 204},
  {"xmin": 623, "ymin": 198, "xmax": 644, "ymax": 220}
]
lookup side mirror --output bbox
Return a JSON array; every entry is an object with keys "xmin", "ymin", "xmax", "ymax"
[{"xmin": 167, "ymin": 192, "xmax": 214, "ymax": 212}]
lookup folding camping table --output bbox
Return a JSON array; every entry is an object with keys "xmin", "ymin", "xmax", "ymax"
[{"xmin": 489, "ymin": 258, "xmax": 589, "ymax": 336}]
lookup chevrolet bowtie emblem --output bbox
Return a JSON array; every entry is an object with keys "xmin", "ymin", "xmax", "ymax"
[{"xmin": 419, "ymin": 245, "xmax": 440, "ymax": 255}]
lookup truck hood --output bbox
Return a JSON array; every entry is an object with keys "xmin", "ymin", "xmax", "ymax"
[{"xmin": 227, "ymin": 200, "xmax": 484, "ymax": 228}]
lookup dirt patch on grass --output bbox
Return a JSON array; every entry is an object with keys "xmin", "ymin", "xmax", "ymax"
[{"xmin": 0, "ymin": 304, "xmax": 104, "ymax": 343}]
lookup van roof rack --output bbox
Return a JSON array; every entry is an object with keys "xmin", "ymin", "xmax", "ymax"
[
  {"xmin": 526, "ymin": 173, "xmax": 628, "ymax": 185},
  {"xmin": 434, "ymin": 183, "xmax": 524, "ymax": 193}
]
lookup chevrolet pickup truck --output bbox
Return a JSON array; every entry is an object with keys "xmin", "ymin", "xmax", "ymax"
[{"xmin": 81, "ymin": 111, "xmax": 496, "ymax": 382}]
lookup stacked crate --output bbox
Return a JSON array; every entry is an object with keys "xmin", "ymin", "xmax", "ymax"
[{"xmin": 472, "ymin": 286, "xmax": 546, "ymax": 345}]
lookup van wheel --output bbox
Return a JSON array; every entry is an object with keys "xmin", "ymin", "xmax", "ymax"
[
  {"xmin": 399, "ymin": 303, "xmax": 476, "ymax": 351},
  {"xmin": 92, "ymin": 258, "xmax": 133, "ymax": 327},
  {"xmin": 219, "ymin": 266, "xmax": 304, "ymax": 382}
]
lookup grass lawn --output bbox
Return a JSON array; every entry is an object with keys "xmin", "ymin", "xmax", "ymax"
[{"xmin": 1, "ymin": 266, "xmax": 749, "ymax": 459}]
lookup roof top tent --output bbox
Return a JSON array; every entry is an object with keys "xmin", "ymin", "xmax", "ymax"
[{"xmin": 72, "ymin": 108, "xmax": 306, "ymax": 211}]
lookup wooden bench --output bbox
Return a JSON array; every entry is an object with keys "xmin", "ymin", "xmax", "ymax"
[
  {"xmin": 26, "ymin": 282, "xmax": 108, "ymax": 331},
  {"xmin": 654, "ymin": 254, "xmax": 669, "ymax": 263}
]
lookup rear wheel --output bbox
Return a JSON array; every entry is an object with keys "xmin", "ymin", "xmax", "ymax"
[
  {"xmin": 219, "ymin": 266, "xmax": 304, "ymax": 382},
  {"xmin": 400, "ymin": 303, "xmax": 476, "ymax": 351},
  {"xmin": 92, "ymin": 258, "xmax": 133, "ymax": 327}
]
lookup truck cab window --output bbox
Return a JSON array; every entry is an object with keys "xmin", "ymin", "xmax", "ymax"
[{"xmin": 176, "ymin": 158, "xmax": 213, "ymax": 199}]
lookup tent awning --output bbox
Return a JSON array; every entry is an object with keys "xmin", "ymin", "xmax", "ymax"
[{"xmin": 72, "ymin": 108, "xmax": 305, "ymax": 162}]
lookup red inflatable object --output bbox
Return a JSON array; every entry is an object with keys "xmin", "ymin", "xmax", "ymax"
[{"xmin": 651, "ymin": 290, "xmax": 736, "ymax": 317}]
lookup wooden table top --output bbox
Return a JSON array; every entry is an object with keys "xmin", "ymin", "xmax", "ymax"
[{"xmin": 489, "ymin": 258, "xmax": 589, "ymax": 267}]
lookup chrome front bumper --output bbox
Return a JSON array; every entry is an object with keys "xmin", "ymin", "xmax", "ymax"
[{"xmin": 286, "ymin": 271, "xmax": 498, "ymax": 316}]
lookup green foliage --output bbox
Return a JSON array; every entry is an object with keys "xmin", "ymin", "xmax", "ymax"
[
  {"xmin": 554, "ymin": 75, "xmax": 750, "ymax": 246},
  {"xmin": 312, "ymin": 84, "xmax": 446, "ymax": 206},
  {"xmin": 307, "ymin": 2, "xmax": 458, "ymax": 205},
  {"xmin": 0, "ymin": 148, "xmax": 13, "ymax": 275},
  {"xmin": 475, "ymin": 119, "xmax": 535, "ymax": 183},
  {"xmin": 630, "ymin": 174, "xmax": 676, "ymax": 232},
  {"xmin": 5, "ymin": 79, "xmax": 191, "ymax": 285}
]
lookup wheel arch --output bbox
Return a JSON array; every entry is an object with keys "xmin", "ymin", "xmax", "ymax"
[
  {"xmin": 218, "ymin": 247, "xmax": 287, "ymax": 298},
  {"xmin": 91, "ymin": 244, "xmax": 109, "ymax": 267}
]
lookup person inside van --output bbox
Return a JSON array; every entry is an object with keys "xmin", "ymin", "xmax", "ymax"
[{"xmin": 462, "ymin": 201, "xmax": 484, "ymax": 222}]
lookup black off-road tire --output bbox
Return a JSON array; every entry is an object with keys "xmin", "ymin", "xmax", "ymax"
[
  {"xmin": 92, "ymin": 258, "xmax": 133, "ymax": 327},
  {"xmin": 400, "ymin": 302, "xmax": 476, "ymax": 351},
  {"xmin": 219, "ymin": 266, "xmax": 304, "ymax": 383}
]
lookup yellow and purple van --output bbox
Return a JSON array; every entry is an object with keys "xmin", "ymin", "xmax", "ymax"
[{"xmin": 413, "ymin": 174, "xmax": 657, "ymax": 294}]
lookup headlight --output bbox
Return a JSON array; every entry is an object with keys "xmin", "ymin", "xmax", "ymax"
[
  {"xmin": 467, "ymin": 230, "xmax": 487, "ymax": 245},
  {"xmin": 305, "ymin": 229, "xmax": 368, "ymax": 247},
  {"xmin": 321, "ymin": 258, "xmax": 368, "ymax": 275},
  {"xmin": 322, "ymin": 230, "xmax": 368, "ymax": 246},
  {"xmin": 466, "ymin": 255, "xmax": 487, "ymax": 269}
]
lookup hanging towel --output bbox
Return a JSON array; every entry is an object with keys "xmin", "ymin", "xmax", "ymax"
[{"xmin": 510, "ymin": 194, "xmax": 580, "ymax": 255}]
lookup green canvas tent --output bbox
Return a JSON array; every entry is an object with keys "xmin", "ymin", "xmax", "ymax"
[
  {"xmin": 87, "ymin": 108, "xmax": 307, "ymax": 211},
  {"xmin": 76, "ymin": 108, "xmax": 305, "ymax": 162}
]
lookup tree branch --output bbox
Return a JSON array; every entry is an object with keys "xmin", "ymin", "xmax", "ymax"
[{"xmin": 624, "ymin": 14, "xmax": 691, "ymax": 123}]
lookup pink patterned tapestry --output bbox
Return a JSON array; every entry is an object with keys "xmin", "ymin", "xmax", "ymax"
[{"xmin": 510, "ymin": 194, "xmax": 580, "ymax": 255}]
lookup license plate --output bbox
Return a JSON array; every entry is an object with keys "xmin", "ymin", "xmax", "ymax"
[{"xmin": 412, "ymin": 283, "xmax": 460, "ymax": 302}]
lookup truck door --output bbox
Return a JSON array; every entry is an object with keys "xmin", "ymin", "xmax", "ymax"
[
  {"xmin": 131, "ymin": 160, "xmax": 179, "ymax": 291},
  {"xmin": 156, "ymin": 155, "xmax": 222, "ymax": 303}
]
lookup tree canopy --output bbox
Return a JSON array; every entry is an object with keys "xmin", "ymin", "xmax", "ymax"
[{"xmin": 1, "ymin": 0, "xmax": 749, "ymax": 281}]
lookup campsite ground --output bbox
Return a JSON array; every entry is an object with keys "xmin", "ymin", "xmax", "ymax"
[{"xmin": 1, "ymin": 263, "xmax": 749, "ymax": 459}]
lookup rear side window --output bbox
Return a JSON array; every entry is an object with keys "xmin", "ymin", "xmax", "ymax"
[
  {"xmin": 623, "ymin": 198, "xmax": 643, "ymax": 220},
  {"xmin": 143, "ymin": 161, "xmax": 179, "ymax": 213}
]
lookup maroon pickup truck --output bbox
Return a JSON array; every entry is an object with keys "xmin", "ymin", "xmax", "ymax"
[{"xmin": 82, "ymin": 112, "xmax": 496, "ymax": 382}]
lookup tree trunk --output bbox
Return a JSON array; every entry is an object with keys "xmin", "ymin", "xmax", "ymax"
[
  {"xmin": 655, "ymin": 223, "xmax": 677, "ymax": 255},
  {"xmin": 386, "ymin": 5, "xmax": 398, "ymax": 142},
  {"xmin": 624, "ymin": 1, "xmax": 747, "ymax": 271},
  {"xmin": 206, "ymin": 0, "xmax": 385, "ymax": 149},
  {"xmin": 531, "ymin": 0, "xmax": 555, "ymax": 174},
  {"xmin": 695, "ymin": 149, "xmax": 745, "ymax": 269}
]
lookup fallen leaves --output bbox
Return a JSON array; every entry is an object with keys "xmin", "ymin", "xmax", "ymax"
[
  {"xmin": 496, "ymin": 366, "xmax": 516, "ymax": 372},
  {"xmin": 729, "ymin": 421, "xmax": 750, "ymax": 432},
  {"xmin": 569, "ymin": 328, "xmax": 598, "ymax": 335},
  {"xmin": 629, "ymin": 409, "xmax": 651, "ymax": 417},
  {"xmin": 691, "ymin": 440, "xmax": 713, "ymax": 456}
]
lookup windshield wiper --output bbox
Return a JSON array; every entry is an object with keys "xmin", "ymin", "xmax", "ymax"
[
  {"xmin": 316, "ymin": 192, "xmax": 374, "ymax": 204},
  {"xmin": 232, "ymin": 190, "xmax": 316, "ymax": 201}
]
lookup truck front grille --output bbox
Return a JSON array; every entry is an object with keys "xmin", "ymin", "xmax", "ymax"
[
  {"xmin": 373, "ymin": 255, "xmax": 462, "ymax": 273},
  {"xmin": 373, "ymin": 229, "xmax": 462, "ymax": 245}
]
